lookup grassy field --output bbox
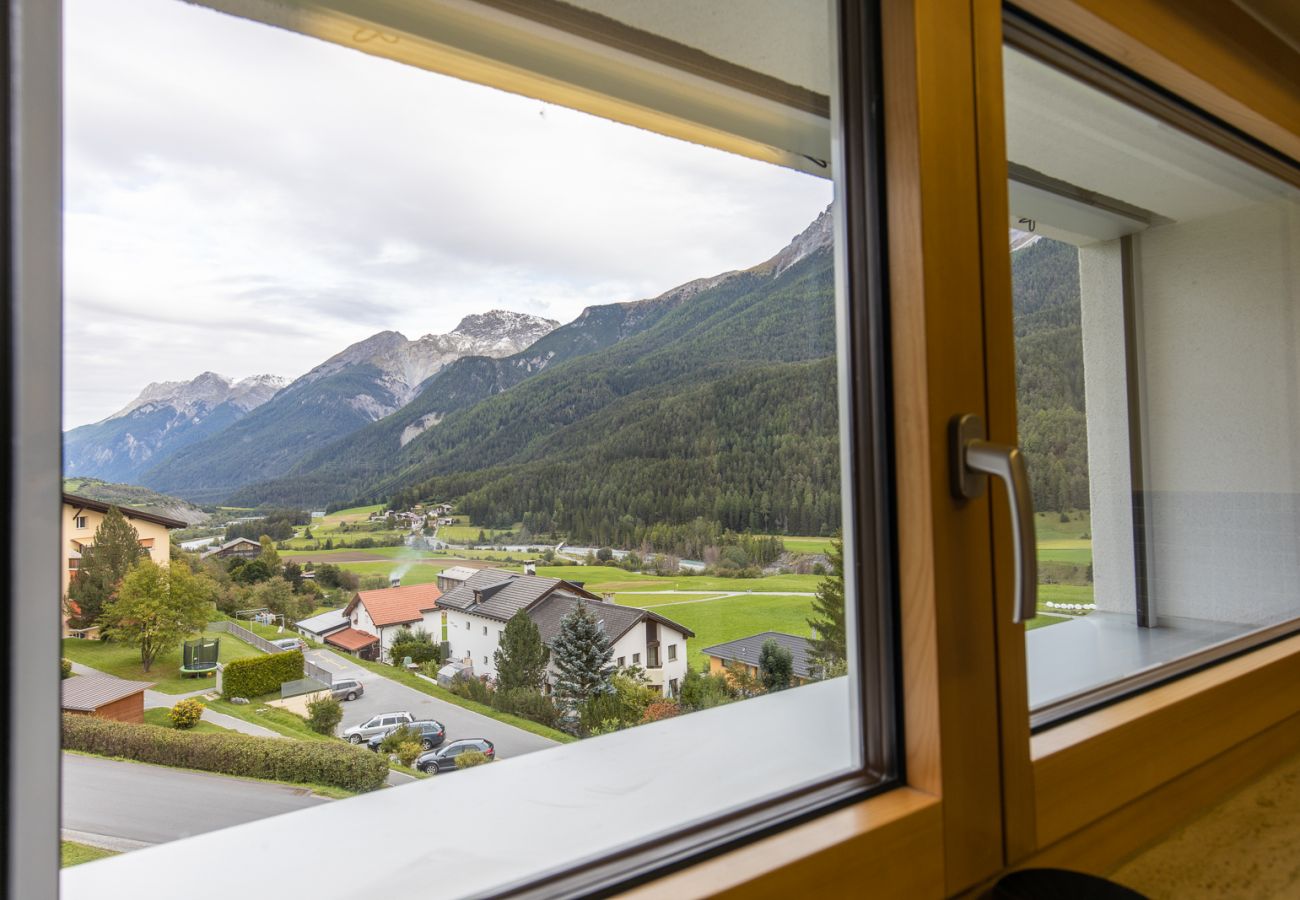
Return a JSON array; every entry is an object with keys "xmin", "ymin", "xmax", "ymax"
[
  {"xmin": 618, "ymin": 593, "xmax": 816, "ymax": 671},
  {"xmin": 204, "ymin": 696, "xmax": 335, "ymax": 742},
  {"xmin": 62, "ymin": 629, "xmax": 261, "ymax": 694},
  {"xmin": 1037, "ymin": 546, "xmax": 1093, "ymax": 565},
  {"xmin": 1035, "ymin": 510, "xmax": 1091, "ymax": 542},
  {"xmin": 141, "ymin": 706, "xmax": 232, "ymax": 735},
  {"xmin": 62, "ymin": 841, "xmax": 119, "ymax": 868},
  {"xmin": 1025, "ymin": 613, "xmax": 1073, "ymax": 631},
  {"xmin": 1037, "ymin": 583, "xmax": 1095, "ymax": 605},
  {"xmin": 613, "ymin": 592, "xmax": 726, "ymax": 605},
  {"xmin": 335, "ymin": 561, "xmax": 445, "ymax": 586},
  {"xmin": 533, "ymin": 565, "xmax": 822, "ymax": 594}
]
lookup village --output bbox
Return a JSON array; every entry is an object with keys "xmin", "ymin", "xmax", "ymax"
[{"xmin": 57, "ymin": 491, "xmax": 841, "ymax": 860}]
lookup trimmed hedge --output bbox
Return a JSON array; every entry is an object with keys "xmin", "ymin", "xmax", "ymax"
[
  {"xmin": 222, "ymin": 650, "xmax": 304, "ymax": 699},
  {"xmin": 63, "ymin": 713, "xmax": 387, "ymax": 793}
]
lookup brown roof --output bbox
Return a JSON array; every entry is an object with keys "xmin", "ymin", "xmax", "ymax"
[
  {"xmin": 325, "ymin": 627, "xmax": 381, "ymax": 651},
  {"xmin": 345, "ymin": 582, "xmax": 443, "ymax": 628},
  {"xmin": 61, "ymin": 673, "xmax": 153, "ymax": 711},
  {"xmin": 63, "ymin": 492, "xmax": 187, "ymax": 530}
]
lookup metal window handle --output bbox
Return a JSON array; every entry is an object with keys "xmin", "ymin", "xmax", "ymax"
[{"xmin": 950, "ymin": 414, "xmax": 1038, "ymax": 624}]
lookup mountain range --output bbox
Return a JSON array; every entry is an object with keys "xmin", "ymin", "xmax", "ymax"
[
  {"xmin": 63, "ymin": 372, "xmax": 288, "ymax": 484},
  {"xmin": 64, "ymin": 206, "xmax": 1084, "ymax": 548}
]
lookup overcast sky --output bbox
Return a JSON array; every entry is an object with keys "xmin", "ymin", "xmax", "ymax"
[{"xmin": 63, "ymin": 0, "xmax": 832, "ymax": 428}]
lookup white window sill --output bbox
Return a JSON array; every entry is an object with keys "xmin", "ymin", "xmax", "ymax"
[{"xmin": 61, "ymin": 678, "xmax": 857, "ymax": 899}]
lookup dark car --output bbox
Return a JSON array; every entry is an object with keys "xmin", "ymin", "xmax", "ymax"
[
  {"xmin": 414, "ymin": 738, "xmax": 495, "ymax": 774},
  {"xmin": 367, "ymin": 719, "xmax": 446, "ymax": 752}
]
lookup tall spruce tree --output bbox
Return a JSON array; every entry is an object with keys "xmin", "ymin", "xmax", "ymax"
[
  {"xmin": 66, "ymin": 506, "xmax": 143, "ymax": 630},
  {"xmin": 494, "ymin": 610, "xmax": 550, "ymax": 692},
  {"xmin": 807, "ymin": 535, "xmax": 847, "ymax": 678},
  {"xmin": 759, "ymin": 638, "xmax": 794, "ymax": 692},
  {"xmin": 550, "ymin": 600, "xmax": 614, "ymax": 713}
]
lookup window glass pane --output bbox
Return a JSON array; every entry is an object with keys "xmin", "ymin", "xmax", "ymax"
[
  {"xmin": 59, "ymin": 0, "xmax": 887, "ymax": 894},
  {"xmin": 1004, "ymin": 45, "xmax": 1300, "ymax": 719}
]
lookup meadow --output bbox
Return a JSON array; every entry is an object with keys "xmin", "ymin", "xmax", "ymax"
[
  {"xmin": 616, "ymin": 592, "xmax": 817, "ymax": 671},
  {"xmin": 62, "ymin": 629, "xmax": 261, "ymax": 693}
]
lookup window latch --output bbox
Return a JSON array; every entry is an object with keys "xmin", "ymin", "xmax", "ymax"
[{"xmin": 950, "ymin": 413, "xmax": 1038, "ymax": 624}]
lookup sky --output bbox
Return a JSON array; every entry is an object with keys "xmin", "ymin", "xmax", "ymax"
[{"xmin": 63, "ymin": 0, "xmax": 832, "ymax": 428}]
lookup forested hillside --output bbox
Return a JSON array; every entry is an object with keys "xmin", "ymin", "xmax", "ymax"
[
  {"xmin": 228, "ymin": 216, "xmax": 1086, "ymax": 555},
  {"xmin": 1012, "ymin": 237, "xmax": 1088, "ymax": 512}
]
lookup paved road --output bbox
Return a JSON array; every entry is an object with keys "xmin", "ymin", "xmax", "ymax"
[
  {"xmin": 306, "ymin": 649, "xmax": 558, "ymax": 760},
  {"xmin": 62, "ymin": 753, "xmax": 327, "ymax": 847}
]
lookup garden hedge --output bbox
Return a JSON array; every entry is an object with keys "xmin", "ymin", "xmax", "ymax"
[
  {"xmin": 221, "ymin": 649, "xmax": 304, "ymax": 699},
  {"xmin": 63, "ymin": 713, "xmax": 387, "ymax": 793}
]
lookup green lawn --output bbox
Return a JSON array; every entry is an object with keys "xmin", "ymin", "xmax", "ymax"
[
  {"xmin": 614, "ymin": 592, "xmax": 726, "ymax": 605},
  {"xmin": 619, "ymin": 593, "xmax": 816, "ymax": 671},
  {"xmin": 1034, "ymin": 511, "xmax": 1091, "ymax": 542},
  {"xmin": 1038, "ymin": 546, "xmax": 1093, "ymax": 565},
  {"xmin": 141, "ymin": 706, "xmax": 232, "ymax": 735},
  {"xmin": 335, "ymin": 561, "xmax": 446, "ymax": 585},
  {"xmin": 533, "ymin": 565, "xmax": 823, "ymax": 594},
  {"xmin": 1025, "ymin": 613, "xmax": 1073, "ymax": 631},
  {"xmin": 332, "ymin": 652, "xmax": 575, "ymax": 744},
  {"xmin": 62, "ymin": 629, "xmax": 262, "ymax": 694},
  {"xmin": 1037, "ymin": 583, "xmax": 1095, "ymax": 605},
  {"xmin": 204, "ymin": 696, "xmax": 335, "ymax": 742},
  {"xmin": 62, "ymin": 841, "xmax": 119, "ymax": 868},
  {"xmin": 437, "ymin": 524, "xmax": 489, "ymax": 543}
]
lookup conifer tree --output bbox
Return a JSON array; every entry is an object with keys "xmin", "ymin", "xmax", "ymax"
[
  {"xmin": 550, "ymin": 600, "xmax": 614, "ymax": 713},
  {"xmin": 66, "ymin": 506, "xmax": 143, "ymax": 630},
  {"xmin": 494, "ymin": 610, "xmax": 550, "ymax": 692},
  {"xmin": 807, "ymin": 535, "xmax": 847, "ymax": 678},
  {"xmin": 759, "ymin": 638, "xmax": 794, "ymax": 692}
]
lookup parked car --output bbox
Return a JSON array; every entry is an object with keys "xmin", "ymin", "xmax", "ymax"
[
  {"xmin": 271, "ymin": 637, "xmax": 306, "ymax": 651},
  {"xmin": 330, "ymin": 678, "xmax": 364, "ymax": 702},
  {"xmin": 366, "ymin": 719, "xmax": 446, "ymax": 752},
  {"xmin": 414, "ymin": 738, "xmax": 495, "ymax": 774},
  {"xmin": 342, "ymin": 711, "xmax": 413, "ymax": 744}
]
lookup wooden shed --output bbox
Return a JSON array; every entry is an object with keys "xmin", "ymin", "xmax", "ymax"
[{"xmin": 61, "ymin": 674, "xmax": 154, "ymax": 724}]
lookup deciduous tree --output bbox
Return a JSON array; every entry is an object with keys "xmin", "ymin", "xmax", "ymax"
[{"xmin": 102, "ymin": 561, "xmax": 215, "ymax": 672}]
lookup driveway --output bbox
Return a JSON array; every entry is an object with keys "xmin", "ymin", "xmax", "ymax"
[
  {"xmin": 305, "ymin": 649, "xmax": 558, "ymax": 760},
  {"xmin": 62, "ymin": 753, "xmax": 327, "ymax": 848}
]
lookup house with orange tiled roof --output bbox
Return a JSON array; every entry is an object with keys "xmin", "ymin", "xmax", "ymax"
[{"xmin": 330, "ymin": 580, "xmax": 442, "ymax": 662}]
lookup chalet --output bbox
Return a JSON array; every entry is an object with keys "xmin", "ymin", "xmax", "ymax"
[
  {"xmin": 329, "ymin": 581, "xmax": 442, "ymax": 661},
  {"xmin": 438, "ymin": 568, "xmax": 694, "ymax": 697},
  {"xmin": 62, "ymin": 493, "xmax": 186, "ymax": 634},
  {"xmin": 200, "ymin": 537, "xmax": 263, "ymax": 561},
  {"xmin": 702, "ymin": 632, "xmax": 817, "ymax": 686}
]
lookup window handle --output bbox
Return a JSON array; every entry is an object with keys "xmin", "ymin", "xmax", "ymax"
[{"xmin": 950, "ymin": 413, "xmax": 1038, "ymax": 624}]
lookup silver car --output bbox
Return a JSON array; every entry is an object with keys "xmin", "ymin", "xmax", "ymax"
[
  {"xmin": 342, "ymin": 711, "xmax": 413, "ymax": 744},
  {"xmin": 330, "ymin": 678, "xmax": 364, "ymax": 701}
]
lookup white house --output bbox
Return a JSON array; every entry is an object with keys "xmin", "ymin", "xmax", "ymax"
[
  {"xmin": 327, "ymin": 582, "xmax": 442, "ymax": 661},
  {"xmin": 437, "ymin": 569, "xmax": 694, "ymax": 697}
]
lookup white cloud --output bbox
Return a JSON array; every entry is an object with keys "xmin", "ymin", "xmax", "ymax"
[{"xmin": 63, "ymin": 0, "xmax": 832, "ymax": 427}]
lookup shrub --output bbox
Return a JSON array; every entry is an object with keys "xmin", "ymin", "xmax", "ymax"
[
  {"xmin": 641, "ymin": 699, "xmax": 681, "ymax": 723},
  {"xmin": 380, "ymin": 725, "xmax": 422, "ymax": 755},
  {"xmin": 492, "ymin": 687, "xmax": 560, "ymax": 728},
  {"xmin": 395, "ymin": 741, "xmax": 423, "ymax": 768},
  {"xmin": 418, "ymin": 660, "xmax": 441, "ymax": 678},
  {"xmin": 455, "ymin": 749, "xmax": 490, "ymax": 769},
  {"xmin": 221, "ymin": 650, "xmax": 303, "ymax": 699},
  {"xmin": 306, "ymin": 695, "xmax": 343, "ymax": 736},
  {"xmin": 63, "ymin": 713, "xmax": 386, "ymax": 792},
  {"xmin": 168, "ymin": 698, "xmax": 205, "ymax": 729},
  {"xmin": 449, "ymin": 674, "xmax": 494, "ymax": 705},
  {"xmin": 60, "ymin": 658, "xmax": 72, "ymax": 680}
]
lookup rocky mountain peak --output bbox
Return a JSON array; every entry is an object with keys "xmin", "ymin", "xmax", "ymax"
[
  {"xmin": 451, "ymin": 309, "xmax": 559, "ymax": 344},
  {"xmin": 108, "ymin": 371, "xmax": 285, "ymax": 421},
  {"xmin": 765, "ymin": 203, "xmax": 834, "ymax": 278}
]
